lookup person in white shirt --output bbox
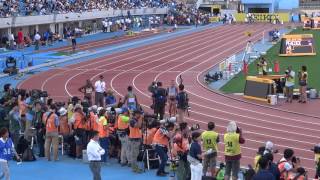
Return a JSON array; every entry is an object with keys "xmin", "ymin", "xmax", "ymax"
[
  {"xmin": 34, "ymin": 32, "xmax": 41, "ymax": 51},
  {"xmin": 87, "ymin": 131, "xmax": 105, "ymax": 180},
  {"xmin": 94, "ymin": 75, "xmax": 106, "ymax": 107},
  {"xmin": 9, "ymin": 33, "xmax": 15, "ymax": 50}
]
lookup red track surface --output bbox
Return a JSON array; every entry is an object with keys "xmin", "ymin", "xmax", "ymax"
[{"xmin": 18, "ymin": 24, "xmax": 319, "ymax": 177}]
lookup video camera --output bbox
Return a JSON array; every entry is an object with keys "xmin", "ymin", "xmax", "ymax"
[
  {"xmin": 106, "ymin": 107, "xmax": 123, "ymax": 114},
  {"xmin": 190, "ymin": 124, "xmax": 200, "ymax": 131},
  {"xmin": 159, "ymin": 117, "xmax": 177, "ymax": 124}
]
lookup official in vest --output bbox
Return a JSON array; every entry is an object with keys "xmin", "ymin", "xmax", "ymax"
[
  {"xmin": 43, "ymin": 104, "xmax": 60, "ymax": 161},
  {"xmin": 115, "ymin": 107, "xmax": 130, "ymax": 166},
  {"xmin": 153, "ymin": 122, "xmax": 175, "ymax": 176},
  {"xmin": 123, "ymin": 86, "xmax": 138, "ymax": 112},
  {"xmin": 201, "ymin": 122, "xmax": 219, "ymax": 177},
  {"xmin": 224, "ymin": 121, "xmax": 245, "ymax": 180},
  {"xmin": 0, "ymin": 127, "xmax": 21, "ymax": 180},
  {"xmin": 58, "ymin": 107, "xmax": 70, "ymax": 138},
  {"xmin": 143, "ymin": 120, "xmax": 159, "ymax": 149},
  {"xmin": 285, "ymin": 66, "xmax": 295, "ymax": 103},
  {"xmin": 71, "ymin": 105, "xmax": 87, "ymax": 159},
  {"xmin": 97, "ymin": 108, "xmax": 109, "ymax": 163},
  {"xmin": 87, "ymin": 106, "xmax": 99, "ymax": 140},
  {"xmin": 128, "ymin": 110, "xmax": 143, "ymax": 173}
]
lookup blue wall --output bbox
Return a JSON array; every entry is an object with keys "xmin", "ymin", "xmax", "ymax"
[
  {"xmin": 277, "ymin": 0, "xmax": 299, "ymax": 10},
  {"xmin": 241, "ymin": 0, "xmax": 299, "ymax": 12}
]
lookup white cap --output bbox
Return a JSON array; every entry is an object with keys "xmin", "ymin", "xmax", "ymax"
[
  {"xmin": 266, "ymin": 141, "xmax": 274, "ymax": 150},
  {"xmin": 91, "ymin": 105, "xmax": 98, "ymax": 111},
  {"xmin": 59, "ymin": 107, "xmax": 67, "ymax": 116},
  {"xmin": 97, "ymin": 107, "xmax": 103, "ymax": 114}
]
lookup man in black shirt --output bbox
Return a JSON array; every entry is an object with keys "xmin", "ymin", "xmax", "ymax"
[{"xmin": 153, "ymin": 82, "xmax": 167, "ymax": 120}]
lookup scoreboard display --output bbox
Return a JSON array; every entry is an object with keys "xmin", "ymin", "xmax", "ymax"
[{"xmin": 279, "ymin": 34, "xmax": 316, "ymax": 56}]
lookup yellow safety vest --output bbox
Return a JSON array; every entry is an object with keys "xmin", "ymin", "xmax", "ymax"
[
  {"xmin": 201, "ymin": 131, "xmax": 218, "ymax": 152},
  {"xmin": 224, "ymin": 132, "xmax": 241, "ymax": 156}
]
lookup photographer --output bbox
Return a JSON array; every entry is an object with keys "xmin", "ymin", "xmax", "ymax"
[
  {"xmin": 128, "ymin": 110, "xmax": 143, "ymax": 173},
  {"xmin": 201, "ymin": 122, "xmax": 219, "ymax": 178},
  {"xmin": 8, "ymin": 103, "xmax": 21, "ymax": 148},
  {"xmin": 189, "ymin": 131, "xmax": 203, "ymax": 180},
  {"xmin": 86, "ymin": 106, "xmax": 99, "ymax": 139},
  {"xmin": 252, "ymin": 156, "xmax": 275, "ymax": 180},
  {"xmin": 264, "ymin": 153, "xmax": 280, "ymax": 180},
  {"xmin": 153, "ymin": 82, "xmax": 167, "ymax": 120},
  {"xmin": 143, "ymin": 120, "xmax": 159, "ymax": 147},
  {"xmin": 278, "ymin": 148, "xmax": 299, "ymax": 180},
  {"xmin": 58, "ymin": 107, "xmax": 70, "ymax": 138},
  {"xmin": 70, "ymin": 105, "xmax": 87, "ymax": 159},
  {"xmin": 224, "ymin": 121, "xmax": 245, "ymax": 180},
  {"xmin": 33, "ymin": 101, "xmax": 45, "ymax": 157},
  {"xmin": 152, "ymin": 122, "xmax": 175, "ymax": 176},
  {"xmin": 285, "ymin": 66, "xmax": 295, "ymax": 103},
  {"xmin": 115, "ymin": 108, "xmax": 130, "ymax": 166},
  {"xmin": 97, "ymin": 108, "xmax": 109, "ymax": 163},
  {"xmin": 173, "ymin": 122, "xmax": 190, "ymax": 180},
  {"xmin": 43, "ymin": 104, "xmax": 59, "ymax": 161},
  {"xmin": 257, "ymin": 57, "xmax": 268, "ymax": 76}
]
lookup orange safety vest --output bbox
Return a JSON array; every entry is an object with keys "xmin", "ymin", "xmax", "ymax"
[
  {"xmin": 143, "ymin": 128, "xmax": 157, "ymax": 145},
  {"xmin": 287, "ymin": 172, "xmax": 306, "ymax": 180},
  {"xmin": 74, "ymin": 112, "xmax": 86, "ymax": 129},
  {"xmin": 152, "ymin": 128, "xmax": 169, "ymax": 147},
  {"xmin": 98, "ymin": 116, "xmax": 109, "ymax": 138},
  {"xmin": 116, "ymin": 115, "xmax": 129, "ymax": 130},
  {"xmin": 278, "ymin": 160, "xmax": 290, "ymax": 179},
  {"xmin": 44, "ymin": 113, "xmax": 58, "ymax": 133},
  {"xmin": 129, "ymin": 121, "xmax": 142, "ymax": 139},
  {"xmin": 59, "ymin": 115, "xmax": 70, "ymax": 136},
  {"xmin": 87, "ymin": 112, "xmax": 99, "ymax": 131},
  {"xmin": 172, "ymin": 133, "xmax": 189, "ymax": 157}
]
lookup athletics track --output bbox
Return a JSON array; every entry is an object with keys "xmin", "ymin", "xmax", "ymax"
[{"xmin": 17, "ymin": 23, "xmax": 320, "ymax": 178}]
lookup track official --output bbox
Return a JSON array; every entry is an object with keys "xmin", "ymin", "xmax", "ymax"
[{"xmin": 87, "ymin": 131, "xmax": 105, "ymax": 180}]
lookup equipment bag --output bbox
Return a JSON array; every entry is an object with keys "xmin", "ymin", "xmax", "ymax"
[{"xmin": 22, "ymin": 147, "xmax": 36, "ymax": 161}]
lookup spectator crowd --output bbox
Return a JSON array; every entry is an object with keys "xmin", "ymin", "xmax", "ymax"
[
  {"xmin": 0, "ymin": 76, "xmax": 316, "ymax": 180},
  {"xmin": 0, "ymin": 0, "xmax": 178, "ymax": 18}
]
